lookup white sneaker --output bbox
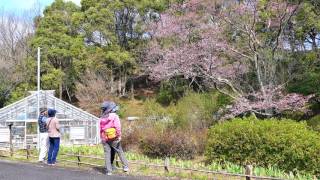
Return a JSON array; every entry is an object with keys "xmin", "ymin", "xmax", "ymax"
[
  {"xmin": 123, "ymin": 167, "xmax": 129, "ymax": 172},
  {"xmin": 106, "ymin": 172, "xmax": 112, "ymax": 176}
]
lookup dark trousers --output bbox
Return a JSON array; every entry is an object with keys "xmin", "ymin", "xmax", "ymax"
[
  {"xmin": 111, "ymin": 148, "xmax": 115, "ymax": 164},
  {"xmin": 47, "ymin": 137, "xmax": 60, "ymax": 164}
]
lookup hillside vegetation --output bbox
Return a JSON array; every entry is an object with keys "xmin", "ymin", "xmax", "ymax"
[{"xmin": 0, "ymin": 0, "xmax": 319, "ymax": 178}]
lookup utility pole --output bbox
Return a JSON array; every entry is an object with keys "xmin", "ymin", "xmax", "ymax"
[{"xmin": 37, "ymin": 47, "xmax": 40, "ymax": 150}]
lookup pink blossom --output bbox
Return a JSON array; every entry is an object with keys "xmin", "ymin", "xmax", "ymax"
[{"xmin": 143, "ymin": 0, "xmax": 311, "ymax": 119}]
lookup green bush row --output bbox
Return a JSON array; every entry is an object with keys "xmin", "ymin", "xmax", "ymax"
[
  {"xmin": 58, "ymin": 145, "xmax": 315, "ymax": 180},
  {"xmin": 205, "ymin": 116, "xmax": 320, "ymax": 175}
]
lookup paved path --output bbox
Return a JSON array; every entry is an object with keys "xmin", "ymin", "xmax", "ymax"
[{"xmin": 0, "ymin": 160, "xmax": 142, "ymax": 180}]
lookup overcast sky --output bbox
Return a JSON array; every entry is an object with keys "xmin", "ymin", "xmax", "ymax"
[{"xmin": 0, "ymin": 0, "xmax": 81, "ymax": 15}]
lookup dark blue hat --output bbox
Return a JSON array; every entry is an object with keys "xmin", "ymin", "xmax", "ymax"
[
  {"xmin": 101, "ymin": 101, "xmax": 117, "ymax": 113},
  {"xmin": 48, "ymin": 108, "xmax": 57, "ymax": 117}
]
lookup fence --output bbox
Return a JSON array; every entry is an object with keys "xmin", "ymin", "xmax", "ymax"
[{"xmin": 0, "ymin": 146, "xmax": 290, "ymax": 180}]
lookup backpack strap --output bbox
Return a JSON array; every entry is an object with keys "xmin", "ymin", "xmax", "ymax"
[{"xmin": 46, "ymin": 118, "xmax": 53, "ymax": 129}]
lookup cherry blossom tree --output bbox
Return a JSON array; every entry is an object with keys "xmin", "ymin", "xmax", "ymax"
[
  {"xmin": 143, "ymin": 0, "xmax": 313, "ymax": 118},
  {"xmin": 145, "ymin": 0, "xmax": 245, "ymax": 95}
]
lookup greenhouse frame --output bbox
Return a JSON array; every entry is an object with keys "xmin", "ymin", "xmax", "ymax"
[{"xmin": 0, "ymin": 90, "xmax": 100, "ymax": 149}]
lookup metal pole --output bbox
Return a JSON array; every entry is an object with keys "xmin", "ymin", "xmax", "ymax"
[
  {"xmin": 38, "ymin": 47, "xmax": 40, "ymax": 93},
  {"xmin": 8, "ymin": 123, "xmax": 13, "ymax": 157},
  {"xmin": 37, "ymin": 47, "xmax": 40, "ymax": 150}
]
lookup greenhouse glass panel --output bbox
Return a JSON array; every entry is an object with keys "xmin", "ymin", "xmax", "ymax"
[{"xmin": 0, "ymin": 90, "xmax": 100, "ymax": 149}]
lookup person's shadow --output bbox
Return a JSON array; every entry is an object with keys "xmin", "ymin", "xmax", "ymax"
[{"xmin": 92, "ymin": 167, "xmax": 105, "ymax": 174}]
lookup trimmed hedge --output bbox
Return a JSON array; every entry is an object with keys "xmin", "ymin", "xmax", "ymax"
[{"xmin": 205, "ymin": 116, "xmax": 320, "ymax": 175}]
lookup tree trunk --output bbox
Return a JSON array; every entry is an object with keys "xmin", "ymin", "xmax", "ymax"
[
  {"xmin": 66, "ymin": 86, "xmax": 72, "ymax": 102},
  {"xmin": 309, "ymin": 29, "xmax": 318, "ymax": 51},
  {"xmin": 122, "ymin": 71, "xmax": 127, "ymax": 96},
  {"xmin": 311, "ymin": 35, "xmax": 317, "ymax": 51},
  {"xmin": 59, "ymin": 65, "xmax": 63, "ymax": 99},
  {"xmin": 130, "ymin": 79, "xmax": 134, "ymax": 99},
  {"xmin": 254, "ymin": 54, "xmax": 266, "ymax": 98},
  {"xmin": 110, "ymin": 70, "xmax": 114, "ymax": 94},
  {"xmin": 59, "ymin": 82, "xmax": 63, "ymax": 99},
  {"xmin": 118, "ymin": 75, "xmax": 122, "ymax": 97}
]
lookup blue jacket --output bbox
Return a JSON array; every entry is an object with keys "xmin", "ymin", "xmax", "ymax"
[{"xmin": 38, "ymin": 114, "xmax": 48, "ymax": 133}]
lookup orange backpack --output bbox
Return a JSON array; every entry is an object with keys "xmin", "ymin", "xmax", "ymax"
[{"xmin": 105, "ymin": 128, "xmax": 116, "ymax": 140}]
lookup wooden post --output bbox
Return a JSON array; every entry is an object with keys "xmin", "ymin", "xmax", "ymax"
[
  {"xmin": 77, "ymin": 152, "xmax": 81, "ymax": 167},
  {"xmin": 245, "ymin": 165, "xmax": 253, "ymax": 180},
  {"xmin": 8, "ymin": 124, "xmax": 13, "ymax": 157},
  {"xmin": 164, "ymin": 157, "xmax": 169, "ymax": 173},
  {"xmin": 26, "ymin": 145, "xmax": 30, "ymax": 159}
]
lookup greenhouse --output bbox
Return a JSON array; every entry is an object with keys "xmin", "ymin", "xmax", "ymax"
[{"xmin": 0, "ymin": 90, "xmax": 99, "ymax": 149}]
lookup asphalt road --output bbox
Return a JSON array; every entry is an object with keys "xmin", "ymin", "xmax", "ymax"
[{"xmin": 0, "ymin": 160, "xmax": 142, "ymax": 180}]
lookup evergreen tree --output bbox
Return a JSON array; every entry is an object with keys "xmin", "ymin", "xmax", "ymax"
[{"xmin": 31, "ymin": 0, "xmax": 85, "ymax": 100}]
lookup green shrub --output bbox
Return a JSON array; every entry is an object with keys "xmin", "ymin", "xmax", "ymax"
[
  {"xmin": 205, "ymin": 116, "xmax": 320, "ymax": 175},
  {"xmin": 287, "ymin": 70, "xmax": 320, "ymax": 96},
  {"xmin": 143, "ymin": 91, "xmax": 230, "ymax": 129},
  {"xmin": 172, "ymin": 91, "xmax": 230, "ymax": 129},
  {"xmin": 139, "ymin": 91, "xmax": 230, "ymax": 159},
  {"xmin": 156, "ymin": 78, "xmax": 189, "ymax": 105},
  {"xmin": 287, "ymin": 51, "xmax": 320, "ymax": 96},
  {"xmin": 307, "ymin": 115, "xmax": 320, "ymax": 132},
  {"xmin": 143, "ymin": 99, "xmax": 173, "ymax": 121},
  {"xmin": 281, "ymin": 110, "xmax": 305, "ymax": 121}
]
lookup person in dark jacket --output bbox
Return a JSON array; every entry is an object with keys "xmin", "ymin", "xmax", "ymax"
[{"xmin": 38, "ymin": 108, "xmax": 48, "ymax": 163}]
